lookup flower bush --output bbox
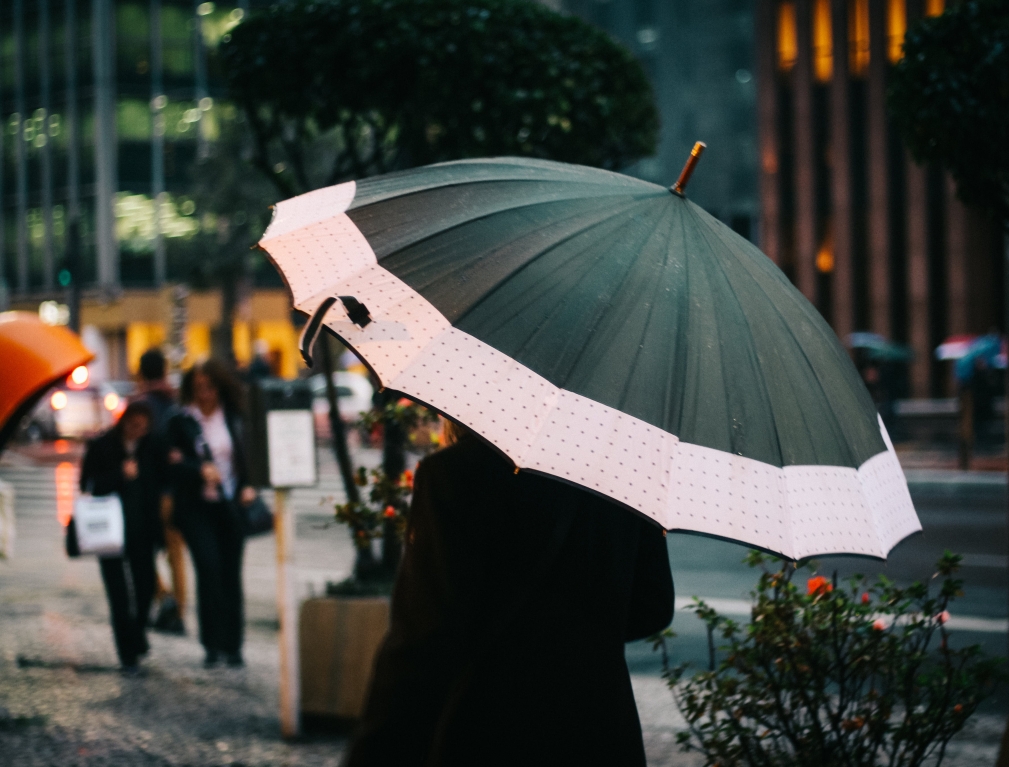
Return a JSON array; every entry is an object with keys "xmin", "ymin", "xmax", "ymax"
[{"xmin": 653, "ymin": 551, "xmax": 1003, "ymax": 767}]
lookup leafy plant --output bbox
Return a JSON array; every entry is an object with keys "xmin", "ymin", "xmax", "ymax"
[
  {"xmin": 360, "ymin": 397, "xmax": 442, "ymax": 452},
  {"xmin": 331, "ymin": 465, "xmax": 415, "ymax": 589},
  {"xmin": 654, "ymin": 551, "xmax": 1003, "ymax": 767}
]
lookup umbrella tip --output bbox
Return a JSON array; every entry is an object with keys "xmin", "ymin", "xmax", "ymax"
[{"xmin": 670, "ymin": 141, "xmax": 706, "ymax": 197}]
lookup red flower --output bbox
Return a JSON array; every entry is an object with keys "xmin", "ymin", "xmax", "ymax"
[
  {"xmin": 384, "ymin": 505, "xmax": 396, "ymax": 518},
  {"xmin": 807, "ymin": 576, "xmax": 832, "ymax": 596},
  {"xmin": 402, "ymin": 470, "xmax": 414, "ymax": 489},
  {"xmin": 872, "ymin": 618, "xmax": 887, "ymax": 631},
  {"xmin": 861, "ymin": 592, "xmax": 870, "ymax": 605},
  {"xmin": 935, "ymin": 610, "xmax": 950, "ymax": 625},
  {"xmin": 954, "ymin": 704, "xmax": 963, "ymax": 714}
]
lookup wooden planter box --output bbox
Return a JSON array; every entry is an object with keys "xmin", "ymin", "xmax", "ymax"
[{"xmin": 299, "ymin": 596, "xmax": 390, "ymax": 720}]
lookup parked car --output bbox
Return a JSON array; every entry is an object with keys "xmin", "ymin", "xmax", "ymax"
[
  {"xmin": 20, "ymin": 373, "xmax": 134, "ymax": 441},
  {"xmin": 309, "ymin": 371, "xmax": 374, "ymax": 438}
]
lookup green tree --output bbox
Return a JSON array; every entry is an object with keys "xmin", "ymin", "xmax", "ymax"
[
  {"xmin": 170, "ymin": 114, "xmax": 280, "ymax": 364},
  {"xmin": 888, "ymin": 0, "xmax": 1009, "ymax": 229},
  {"xmin": 220, "ymin": 0, "xmax": 659, "ymax": 198}
]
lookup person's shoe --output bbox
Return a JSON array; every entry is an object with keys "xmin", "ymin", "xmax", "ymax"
[
  {"xmin": 203, "ymin": 650, "xmax": 220, "ymax": 668},
  {"xmin": 120, "ymin": 662, "xmax": 140, "ymax": 677},
  {"xmin": 225, "ymin": 651, "xmax": 244, "ymax": 668},
  {"xmin": 153, "ymin": 598, "xmax": 185, "ymax": 635}
]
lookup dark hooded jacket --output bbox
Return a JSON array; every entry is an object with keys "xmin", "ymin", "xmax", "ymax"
[{"xmin": 346, "ymin": 433, "xmax": 674, "ymax": 767}]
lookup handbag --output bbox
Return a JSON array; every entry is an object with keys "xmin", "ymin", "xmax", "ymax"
[
  {"xmin": 240, "ymin": 495, "xmax": 274, "ymax": 537},
  {"xmin": 69, "ymin": 494, "xmax": 125, "ymax": 557}
]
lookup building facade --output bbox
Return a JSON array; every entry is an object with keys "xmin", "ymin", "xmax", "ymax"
[
  {"xmin": 559, "ymin": 0, "xmax": 760, "ymax": 239},
  {"xmin": 0, "ymin": 0, "xmax": 300, "ymax": 379},
  {"xmin": 756, "ymin": 0, "xmax": 1004, "ymax": 397}
]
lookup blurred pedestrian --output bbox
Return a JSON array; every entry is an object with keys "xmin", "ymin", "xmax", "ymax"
[
  {"xmin": 79, "ymin": 401, "xmax": 162, "ymax": 673},
  {"xmin": 346, "ymin": 422, "xmax": 674, "ymax": 767},
  {"xmin": 245, "ymin": 339, "xmax": 274, "ymax": 380},
  {"xmin": 167, "ymin": 360, "xmax": 256, "ymax": 668},
  {"xmin": 136, "ymin": 348, "xmax": 187, "ymax": 635}
]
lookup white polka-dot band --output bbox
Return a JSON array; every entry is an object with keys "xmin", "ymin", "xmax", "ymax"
[{"xmin": 261, "ymin": 183, "xmax": 922, "ymax": 561}]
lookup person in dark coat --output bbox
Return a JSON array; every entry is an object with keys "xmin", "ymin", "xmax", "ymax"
[
  {"xmin": 135, "ymin": 347, "xmax": 188, "ymax": 635},
  {"xmin": 167, "ymin": 360, "xmax": 256, "ymax": 667},
  {"xmin": 79, "ymin": 401, "xmax": 163, "ymax": 672},
  {"xmin": 345, "ymin": 424, "xmax": 675, "ymax": 767}
]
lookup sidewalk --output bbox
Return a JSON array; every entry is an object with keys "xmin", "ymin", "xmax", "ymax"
[{"xmin": 0, "ymin": 442, "xmax": 1005, "ymax": 765}]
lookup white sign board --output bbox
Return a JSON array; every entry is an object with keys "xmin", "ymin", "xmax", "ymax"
[{"xmin": 267, "ymin": 410, "xmax": 317, "ymax": 488}]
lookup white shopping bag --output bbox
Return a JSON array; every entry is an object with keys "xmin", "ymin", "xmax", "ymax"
[{"xmin": 72, "ymin": 494, "xmax": 124, "ymax": 557}]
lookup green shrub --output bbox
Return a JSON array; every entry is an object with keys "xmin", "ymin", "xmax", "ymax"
[{"xmin": 653, "ymin": 552, "xmax": 1003, "ymax": 767}]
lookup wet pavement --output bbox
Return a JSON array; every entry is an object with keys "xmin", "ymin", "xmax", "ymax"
[{"xmin": 1, "ymin": 440, "xmax": 1006, "ymax": 765}]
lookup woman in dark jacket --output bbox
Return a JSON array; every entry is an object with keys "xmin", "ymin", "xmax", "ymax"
[
  {"xmin": 167, "ymin": 360, "xmax": 255, "ymax": 667},
  {"xmin": 79, "ymin": 401, "xmax": 162, "ymax": 672},
  {"xmin": 346, "ymin": 424, "xmax": 675, "ymax": 767}
]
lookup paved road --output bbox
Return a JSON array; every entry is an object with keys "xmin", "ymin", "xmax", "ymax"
[{"xmin": 1, "ymin": 447, "xmax": 1005, "ymax": 765}]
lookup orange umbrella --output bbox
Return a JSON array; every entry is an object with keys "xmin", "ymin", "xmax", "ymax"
[{"xmin": 0, "ymin": 311, "xmax": 93, "ymax": 451}]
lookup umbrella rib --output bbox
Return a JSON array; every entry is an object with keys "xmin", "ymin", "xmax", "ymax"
[
  {"xmin": 358, "ymin": 184, "xmax": 656, "ymax": 262},
  {"xmin": 453, "ymin": 198, "xmax": 648, "ymax": 328},
  {"xmin": 610, "ymin": 203, "xmax": 678, "ymax": 414},
  {"xmin": 689, "ymin": 208, "xmax": 785, "ymax": 466},
  {"xmin": 700, "ymin": 211, "xmax": 859, "ymax": 467},
  {"xmin": 501, "ymin": 210, "xmax": 657, "ymax": 371},
  {"xmin": 403, "ymin": 196, "xmax": 643, "ymax": 298}
]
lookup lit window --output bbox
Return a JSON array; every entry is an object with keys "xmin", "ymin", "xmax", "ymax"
[
  {"xmin": 777, "ymin": 2, "xmax": 797, "ymax": 72},
  {"xmin": 925, "ymin": 0, "xmax": 944, "ymax": 18},
  {"xmin": 888, "ymin": 0, "xmax": 906, "ymax": 63},
  {"xmin": 813, "ymin": 0, "xmax": 833, "ymax": 82},
  {"xmin": 849, "ymin": 0, "xmax": 869, "ymax": 77}
]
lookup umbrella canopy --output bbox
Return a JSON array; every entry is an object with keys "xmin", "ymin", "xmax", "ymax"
[
  {"xmin": 260, "ymin": 158, "xmax": 919, "ymax": 561},
  {"xmin": 0, "ymin": 312, "xmax": 93, "ymax": 451},
  {"xmin": 935, "ymin": 334, "xmax": 979, "ymax": 361},
  {"xmin": 846, "ymin": 332, "xmax": 914, "ymax": 363},
  {"xmin": 950, "ymin": 334, "xmax": 1005, "ymax": 383}
]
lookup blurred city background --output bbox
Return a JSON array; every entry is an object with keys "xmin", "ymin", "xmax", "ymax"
[{"xmin": 1, "ymin": 1, "xmax": 1007, "ymax": 765}]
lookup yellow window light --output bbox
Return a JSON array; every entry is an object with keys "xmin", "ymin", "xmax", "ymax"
[
  {"xmin": 849, "ymin": 0, "xmax": 870, "ymax": 77},
  {"xmin": 777, "ymin": 2, "xmax": 798, "ymax": 72},
  {"xmin": 925, "ymin": 0, "xmax": 944, "ymax": 18},
  {"xmin": 816, "ymin": 229, "xmax": 835, "ymax": 273},
  {"xmin": 888, "ymin": 0, "xmax": 907, "ymax": 63},
  {"xmin": 813, "ymin": 0, "xmax": 833, "ymax": 82}
]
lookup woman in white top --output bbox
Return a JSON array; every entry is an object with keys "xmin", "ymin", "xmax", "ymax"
[{"xmin": 167, "ymin": 360, "xmax": 256, "ymax": 668}]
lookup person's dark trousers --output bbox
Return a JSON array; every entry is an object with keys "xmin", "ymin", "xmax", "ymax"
[
  {"xmin": 99, "ymin": 540, "xmax": 156, "ymax": 666},
  {"xmin": 179, "ymin": 502, "xmax": 245, "ymax": 654}
]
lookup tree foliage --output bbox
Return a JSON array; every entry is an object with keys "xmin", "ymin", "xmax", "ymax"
[
  {"xmin": 888, "ymin": 0, "xmax": 1009, "ymax": 229},
  {"xmin": 221, "ymin": 0, "xmax": 658, "ymax": 197},
  {"xmin": 653, "ymin": 552, "xmax": 1002, "ymax": 767}
]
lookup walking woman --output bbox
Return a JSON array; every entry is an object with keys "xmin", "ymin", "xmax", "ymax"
[
  {"xmin": 80, "ymin": 401, "xmax": 162, "ymax": 673},
  {"xmin": 167, "ymin": 360, "xmax": 255, "ymax": 667}
]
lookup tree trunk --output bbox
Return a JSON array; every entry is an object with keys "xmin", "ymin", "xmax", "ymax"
[{"xmin": 319, "ymin": 334, "xmax": 359, "ymax": 505}]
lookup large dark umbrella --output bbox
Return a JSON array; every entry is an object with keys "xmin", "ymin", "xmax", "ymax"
[{"xmin": 260, "ymin": 157, "xmax": 919, "ymax": 561}]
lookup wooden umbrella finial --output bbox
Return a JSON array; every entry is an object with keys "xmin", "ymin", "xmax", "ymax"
[{"xmin": 670, "ymin": 141, "xmax": 707, "ymax": 196}]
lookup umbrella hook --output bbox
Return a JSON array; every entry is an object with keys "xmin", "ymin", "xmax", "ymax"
[
  {"xmin": 670, "ymin": 141, "xmax": 706, "ymax": 197},
  {"xmin": 299, "ymin": 295, "xmax": 373, "ymax": 366}
]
